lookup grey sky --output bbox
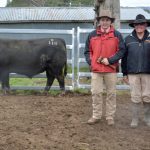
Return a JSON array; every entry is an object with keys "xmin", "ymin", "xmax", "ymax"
[
  {"xmin": 0, "ymin": 0, "xmax": 7, "ymax": 7},
  {"xmin": 120, "ymin": 0, "xmax": 150, "ymax": 7}
]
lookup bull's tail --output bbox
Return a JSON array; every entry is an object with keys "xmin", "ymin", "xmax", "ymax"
[
  {"xmin": 63, "ymin": 42, "xmax": 67, "ymax": 77},
  {"xmin": 64, "ymin": 62, "xmax": 67, "ymax": 77}
]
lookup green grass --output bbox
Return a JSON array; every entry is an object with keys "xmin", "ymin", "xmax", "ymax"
[
  {"xmin": 74, "ymin": 88, "xmax": 91, "ymax": 94},
  {"xmin": 10, "ymin": 78, "xmax": 48, "ymax": 86}
]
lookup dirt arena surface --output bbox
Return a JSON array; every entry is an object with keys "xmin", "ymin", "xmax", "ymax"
[{"xmin": 0, "ymin": 91, "xmax": 150, "ymax": 150}]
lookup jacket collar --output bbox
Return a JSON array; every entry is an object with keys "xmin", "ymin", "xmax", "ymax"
[
  {"xmin": 96, "ymin": 25, "xmax": 114, "ymax": 35},
  {"xmin": 131, "ymin": 29, "xmax": 149, "ymax": 41}
]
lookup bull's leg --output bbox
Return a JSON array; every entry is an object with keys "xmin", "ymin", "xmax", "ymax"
[
  {"xmin": 1, "ymin": 73, "xmax": 10, "ymax": 95},
  {"xmin": 56, "ymin": 75, "xmax": 65, "ymax": 91},
  {"xmin": 56, "ymin": 75, "xmax": 66, "ymax": 96},
  {"xmin": 44, "ymin": 71, "xmax": 55, "ymax": 92}
]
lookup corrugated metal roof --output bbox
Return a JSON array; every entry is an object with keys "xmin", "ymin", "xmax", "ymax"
[
  {"xmin": 0, "ymin": 7, "xmax": 149, "ymax": 23},
  {"xmin": 121, "ymin": 7, "xmax": 150, "ymax": 21},
  {"xmin": 0, "ymin": 7, "xmax": 95, "ymax": 23}
]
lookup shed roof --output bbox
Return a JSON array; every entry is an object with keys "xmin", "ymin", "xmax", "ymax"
[
  {"xmin": 0, "ymin": 7, "xmax": 149, "ymax": 23},
  {"xmin": 121, "ymin": 7, "xmax": 150, "ymax": 21},
  {"xmin": 0, "ymin": 7, "xmax": 95, "ymax": 23}
]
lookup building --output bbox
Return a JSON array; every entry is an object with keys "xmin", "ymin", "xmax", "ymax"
[{"xmin": 0, "ymin": 7, "xmax": 150, "ymax": 30}]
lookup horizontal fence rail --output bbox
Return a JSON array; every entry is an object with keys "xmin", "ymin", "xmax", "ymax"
[{"xmin": 0, "ymin": 28, "xmax": 75, "ymax": 91}]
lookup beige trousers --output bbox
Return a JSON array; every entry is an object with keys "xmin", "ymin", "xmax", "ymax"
[
  {"xmin": 91, "ymin": 72, "xmax": 117, "ymax": 120},
  {"xmin": 128, "ymin": 74, "xmax": 150, "ymax": 103}
]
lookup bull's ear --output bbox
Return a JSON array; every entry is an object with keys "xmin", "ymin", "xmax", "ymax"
[
  {"xmin": 46, "ymin": 55, "xmax": 50, "ymax": 61},
  {"xmin": 40, "ymin": 54, "xmax": 50, "ymax": 68},
  {"xmin": 40, "ymin": 54, "xmax": 49, "ymax": 61}
]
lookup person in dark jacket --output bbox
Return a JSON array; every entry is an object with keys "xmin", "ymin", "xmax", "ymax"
[
  {"xmin": 84, "ymin": 9, "xmax": 126, "ymax": 125},
  {"xmin": 121, "ymin": 14, "xmax": 150, "ymax": 128}
]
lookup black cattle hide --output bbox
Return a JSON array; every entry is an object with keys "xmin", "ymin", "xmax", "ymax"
[{"xmin": 0, "ymin": 38, "xmax": 67, "ymax": 93}]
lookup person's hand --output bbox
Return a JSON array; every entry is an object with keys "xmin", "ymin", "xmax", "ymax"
[
  {"xmin": 101, "ymin": 58, "xmax": 109, "ymax": 65},
  {"xmin": 123, "ymin": 76, "xmax": 129, "ymax": 85}
]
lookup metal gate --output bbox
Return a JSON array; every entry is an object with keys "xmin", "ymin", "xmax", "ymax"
[{"xmin": 0, "ymin": 28, "xmax": 75, "ymax": 90}]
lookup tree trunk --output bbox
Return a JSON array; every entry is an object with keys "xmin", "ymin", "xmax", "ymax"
[{"xmin": 94, "ymin": 0, "xmax": 120, "ymax": 29}]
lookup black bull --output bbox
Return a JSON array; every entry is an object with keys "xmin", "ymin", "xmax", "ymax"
[{"xmin": 0, "ymin": 38, "xmax": 67, "ymax": 93}]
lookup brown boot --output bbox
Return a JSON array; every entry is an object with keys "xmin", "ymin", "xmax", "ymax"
[
  {"xmin": 107, "ymin": 118, "xmax": 114, "ymax": 126},
  {"xmin": 87, "ymin": 117, "xmax": 100, "ymax": 125},
  {"xmin": 143, "ymin": 102, "xmax": 150, "ymax": 127},
  {"xmin": 130, "ymin": 103, "xmax": 140, "ymax": 128}
]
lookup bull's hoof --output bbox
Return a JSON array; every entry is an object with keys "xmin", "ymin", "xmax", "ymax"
[
  {"xmin": 43, "ymin": 90, "xmax": 49, "ymax": 96},
  {"xmin": 58, "ymin": 91, "xmax": 66, "ymax": 97},
  {"xmin": 1, "ymin": 90, "xmax": 10, "ymax": 96}
]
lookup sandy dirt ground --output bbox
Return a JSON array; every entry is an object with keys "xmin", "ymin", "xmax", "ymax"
[{"xmin": 0, "ymin": 91, "xmax": 150, "ymax": 150}]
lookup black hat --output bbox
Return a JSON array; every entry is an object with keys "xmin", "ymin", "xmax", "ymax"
[{"xmin": 129, "ymin": 14, "xmax": 150, "ymax": 27}]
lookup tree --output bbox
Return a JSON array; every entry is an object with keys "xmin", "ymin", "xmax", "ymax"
[
  {"xmin": 7, "ymin": 0, "xmax": 94, "ymax": 7},
  {"xmin": 94, "ymin": 0, "xmax": 120, "ymax": 29}
]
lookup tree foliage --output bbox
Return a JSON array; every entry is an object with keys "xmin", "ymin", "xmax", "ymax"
[{"xmin": 8, "ymin": 0, "xmax": 94, "ymax": 7}]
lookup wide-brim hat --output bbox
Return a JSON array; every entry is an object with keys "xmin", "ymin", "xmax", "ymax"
[
  {"xmin": 129, "ymin": 14, "xmax": 150, "ymax": 27},
  {"xmin": 96, "ymin": 9, "xmax": 115, "ymax": 23}
]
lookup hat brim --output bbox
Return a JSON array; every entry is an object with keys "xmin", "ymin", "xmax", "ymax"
[
  {"xmin": 96, "ymin": 16, "xmax": 115, "ymax": 23},
  {"xmin": 129, "ymin": 21, "xmax": 150, "ymax": 27}
]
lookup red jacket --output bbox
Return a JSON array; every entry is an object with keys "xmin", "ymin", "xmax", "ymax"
[{"xmin": 86, "ymin": 26, "xmax": 119, "ymax": 73}]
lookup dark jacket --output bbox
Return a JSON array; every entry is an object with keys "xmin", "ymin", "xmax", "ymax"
[
  {"xmin": 121, "ymin": 30, "xmax": 150, "ymax": 76},
  {"xmin": 84, "ymin": 26, "xmax": 126, "ymax": 73}
]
